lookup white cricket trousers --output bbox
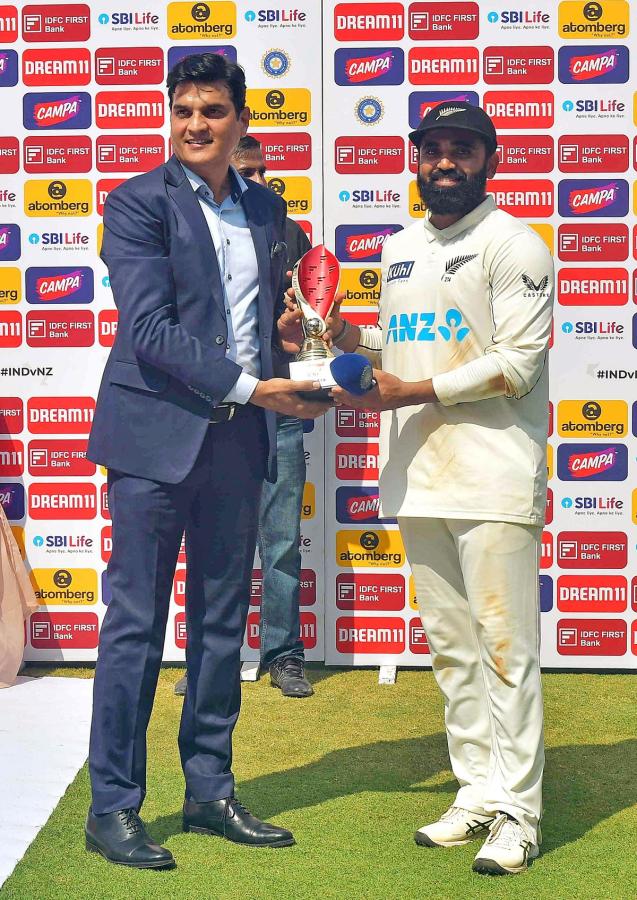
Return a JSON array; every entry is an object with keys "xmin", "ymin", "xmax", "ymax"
[{"xmin": 399, "ymin": 517, "xmax": 544, "ymax": 843}]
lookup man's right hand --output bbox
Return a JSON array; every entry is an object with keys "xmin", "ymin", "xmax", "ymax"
[{"xmin": 250, "ymin": 378, "xmax": 332, "ymax": 419}]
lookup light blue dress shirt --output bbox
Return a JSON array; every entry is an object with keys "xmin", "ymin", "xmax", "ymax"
[{"xmin": 181, "ymin": 163, "xmax": 260, "ymax": 404}]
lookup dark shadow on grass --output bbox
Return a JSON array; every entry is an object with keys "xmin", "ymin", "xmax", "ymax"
[{"xmin": 147, "ymin": 737, "xmax": 637, "ymax": 857}]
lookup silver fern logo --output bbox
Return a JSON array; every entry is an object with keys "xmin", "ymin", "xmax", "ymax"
[
  {"xmin": 442, "ymin": 253, "xmax": 477, "ymax": 282},
  {"xmin": 436, "ymin": 106, "xmax": 465, "ymax": 119}
]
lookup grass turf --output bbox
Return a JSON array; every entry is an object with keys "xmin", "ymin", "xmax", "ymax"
[{"xmin": 2, "ymin": 667, "xmax": 636, "ymax": 900}]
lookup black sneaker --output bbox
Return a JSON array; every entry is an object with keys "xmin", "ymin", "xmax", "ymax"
[{"xmin": 269, "ymin": 656, "xmax": 313, "ymax": 698}]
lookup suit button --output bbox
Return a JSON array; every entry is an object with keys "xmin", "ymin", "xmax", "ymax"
[{"xmin": 215, "ymin": 335, "xmax": 224, "ymax": 345}]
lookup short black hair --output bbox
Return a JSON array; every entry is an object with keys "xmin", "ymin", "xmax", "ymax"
[
  {"xmin": 166, "ymin": 53, "xmax": 246, "ymax": 115},
  {"xmin": 233, "ymin": 135, "xmax": 262, "ymax": 159}
]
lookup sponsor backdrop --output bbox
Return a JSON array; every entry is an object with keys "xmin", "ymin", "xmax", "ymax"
[{"xmin": 0, "ymin": 1, "xmax": 635, "ymax": 669}]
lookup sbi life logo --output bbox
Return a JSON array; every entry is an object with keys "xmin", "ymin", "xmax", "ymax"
[
  {"xmin": 562, "ymin": 322, "xmax": 574, "ymax": 333},
  {"xmin": 98, "ymin": 13, "xmax": 109, "ymax": 25},
  {"xmin": 33, "ymin": 535, "xmax": 44, "ymax": 547},
  {"xmin": 245, "ymin": 10, "xmax": 256, "ymax": 22},
  {"xmin": 487, "ymin": 12, "xmax": 499, "ymax": 22},
  {"xmin": 562, "ymin": 497, "xmax": 574, "ymax": 508},
  {"xmin": 386, "ymin": 309, "xmax": 471, "ymax": 344},
  {"xmin": 563, "ymin": 100, "xmax": 575, "ymax": 112}
]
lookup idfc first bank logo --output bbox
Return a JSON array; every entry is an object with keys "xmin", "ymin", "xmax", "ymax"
[
  {"xmin": 335, "ymin": 224, "xmax": 402, "ymax": 262},
  {"xmin": 558, "ymin": 179, "xmax": 628, "ymax": 217},
  {"xmin": 558, "ymin": 45, "xmax": 629, "ymax": 83},
  {"xmin": 23, "ymin": 93, "xmax": 91, "ymax": 130},
  {"xmin": 334, "ymin": 48, "xmax": 404, "ymax": 86},
  {"xmin": 22, "ymin": 4, "xmax": 90, "ymax": 42}
]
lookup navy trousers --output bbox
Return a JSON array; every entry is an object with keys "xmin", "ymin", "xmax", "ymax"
[{"xmin": 89, "ymin": 407, "xmax": 266, "ymax": 815}]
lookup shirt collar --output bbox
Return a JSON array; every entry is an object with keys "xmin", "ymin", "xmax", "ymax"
[
  {"xmin": 422, "ymin": 194, "xmax": 496, "ymax": 243},
  {"xmin": 180, "ymin": 162, "xmax": 248, "ymax": 206}
]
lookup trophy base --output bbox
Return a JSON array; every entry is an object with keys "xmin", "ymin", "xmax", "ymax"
[{"xmin": 289, "ymin": 358, "xmax": 336, "ymax": 404}]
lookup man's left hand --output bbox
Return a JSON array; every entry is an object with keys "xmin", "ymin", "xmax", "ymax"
[{"xmin": 330, "ymin": 369, "xmax": 411, "ymax": 411}]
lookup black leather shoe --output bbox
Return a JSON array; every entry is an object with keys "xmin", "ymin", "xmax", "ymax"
[
  {"xmin": 174, "ymin": 674, "xmax": 187, "ymax": 696},
  {"xmin": 183, "ymin": 797, "xmax": 295, "ymax": 847},
  {"xmin": 85, "ymin": 808, "xmax": 175, "ymax": 869},
  {"xmin": 269, "ymin": 656, "xmax": 314, "ymax": 698}
]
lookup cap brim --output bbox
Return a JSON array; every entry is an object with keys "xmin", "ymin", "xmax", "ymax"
[{"xmin": 408, "ymin": 124, "xmax": 496, "ymax": 153}]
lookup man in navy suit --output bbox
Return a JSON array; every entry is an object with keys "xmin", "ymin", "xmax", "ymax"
[{"xmin": 84, "ymin": 53, "xmax": 328, "ymax": 869}]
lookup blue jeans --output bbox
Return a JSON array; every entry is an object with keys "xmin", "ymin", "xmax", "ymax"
[{"xmin": 257, "ymin": 414, "xmax": 306, "ymax": 669}]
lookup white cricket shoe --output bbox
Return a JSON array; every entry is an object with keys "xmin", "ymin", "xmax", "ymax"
[
  {"xmin": 472, "ymin": 812, "xmax": 540, "ymax": 875},
  {"xmin": 414, "ymin": 806, "xmax": 494, "ymax": 848}
]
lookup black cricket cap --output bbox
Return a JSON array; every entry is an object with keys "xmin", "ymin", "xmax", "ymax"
[{"xmin": 409, "ymin": 101, "xmax": 497, "ymax": 154}]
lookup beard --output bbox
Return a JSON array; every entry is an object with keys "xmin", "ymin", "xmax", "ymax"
[{"xmin": 417, "ymin": 163, "xmax": 488, "ymax": 216}]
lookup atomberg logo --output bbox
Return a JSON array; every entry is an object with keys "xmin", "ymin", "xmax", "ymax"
[
  {"xmin": 0, "ymin": 137, "xmax": 19, "ymax": 174},
  {"xmin": 496, "ymin": 135, "xmax": 554, "ymax": 173},
  {"xmin": 335, "ymin": 224, "xmax": 402, "ymax": 262},
  {"xmin": 334, "ymin": 136, "xmax": 404, "ymax": 174},
  {"xmin": 30, "ymin": 568, "xmax": 97, "ymax": 605},
  {"xmin": 27, "ymin": 397, "xmax": 95, "ymax": 434},
  {"xmin": 483, "ymin": 46, "xmax": 554, "ymax": 84},
  {"xmin": 0, "ymin": 224, "xmax": 20, "ymax": 261},
  {"xmin": 22, "ymin": 48, "xmax": 91, "ymax": 87},
  {"xmin": 22, "ymin": 4, "xmax": 91, "ymax": 42},
  {"xmin": 266, "ymin": 175, "xmax": 311, "ymax": 214},
  {"xmin": 247, "ymin": 88, "xmax": 311, "ymax": 127},
  {"xmin": 28, "ymin": 482, "xmax": 97, "ymax": 520},
  {"xmin": 558, "ymin": 399, "xmax": 627, "ymax": 438},
  {"xmin": 335, "ymin": 573, "xmax": 405, "ymax": 611},
  {"xmin": 25, "ymin": 267, "xmax": 94, "ymax": 304},
  {"xmin": 558, "ymin": 1, "xmax": 629, "ymax": 40},
  {"xmin": 28, "ymin": 439, "xmax": 94, "ymax": 477},
  {"xmin": 0, "ymin": 49, "xmax": 18, "ymax": 86},
  {"xmin": 558, "ymin": 135, "xmax": 628, "ymax": 173},
  {"xmin": 484, "ymin": 90, "xmax": 554, "ymax": 128},
  {"xmin": 0, "ymin": 267, "xmax": 20, "ymax": 304},
  {"xmin": 0, "ymin": 7, "xmax": 18, "ymax": 42},
  {"xmin": 334, "ymin": 47, "xmax": 404, "ymax": 86},
  {"xmin": 167, "ymin": 2, "xmax": 236, "ymax": 39},
  {"xmin": 23, "ymin": 136, "xmax": 92, "ymax": 174},
  {"xmin": 558, "ymin": 223, "xmax": 628, "ymax": 261},
  {"xmin": 408, "ymin": 47, "xmax": 479, "ymax": 85},
  {"xmin": 337, "ymin": 529, "xmax": 405, "ymax": 568},
  {"xmin": 24, "ymin": 179, "xmax": 92, "ymax": 217},
  {"xmin": 558, "ymin": 267, "xmax": 628, "ymax": 305},
  {"xmin": 95, "ymin": 91, "xmax": 164, "ymax": 128},
  {"xmin": 558, "ymin": 45, "xmax": 629, "ymax": 83},
  {"xmin": 408, "ymin": 91, "xmax": 478, "ymax": 126},
  {"xmin": 557, "ymin": 575, "xmax": 627, "ymax": 613},
  {"xmin": 255, "ymin": 132, "xmax": 311, "ymax": 170},
  {"xmin": 559, "ymin": 179, "xmax": 628, "ymax": 217},
  {"xmin": 557, "ymin": 443, "xmax": 627, "ymax": 481},
  {"xmin": 409, "ymin": 2, "xmax": 479, "ymax": 40},
  {"xmin": 386, "ymin": 309, "xmax": 471, "ymax": 344},
  {"xmin": 23, "ymin": 92, "xmax": 92, "ymax": 130},
  {"xmin": 334, "ymin": 3, "xmax": 404, "ymax": 40},
  {"xmin": 94, "ymin": 47, "xmax": 164, "ymax": 85}
]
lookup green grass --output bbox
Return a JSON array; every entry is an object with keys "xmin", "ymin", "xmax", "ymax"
[{"xmin": 3, "ymin": 668, "xmax": 636, "ymax": 900}]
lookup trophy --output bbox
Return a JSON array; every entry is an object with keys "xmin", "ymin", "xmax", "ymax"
[{"xmin": 288, "ymin": 244, "xmax": 340, "ymax": 401}]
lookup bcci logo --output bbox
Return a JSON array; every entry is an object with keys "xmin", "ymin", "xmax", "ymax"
[
  {"xmin": 262, "ymin": 49, "xmax": 290, "ymax": 78},
  {"xmin": 355, "ymin": 97, "xmax": 383, "ymax": 126}
]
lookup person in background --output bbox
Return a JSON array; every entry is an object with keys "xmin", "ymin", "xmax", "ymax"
[
  {"xmin": 0, "ymin": 508, "xmax": 38, "ymax": 688},
  {"xmin": 175, "ymin": 135, "xmax": 313, "ymax": 699}
]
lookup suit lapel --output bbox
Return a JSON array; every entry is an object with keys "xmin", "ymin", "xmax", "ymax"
[
  {"xmin": 164, "ymin": 156, "xmax": 226, "ymax": 317},
  {"xmin": 242, "ymin": 186, "xmax": 275, "ymax": 378}
]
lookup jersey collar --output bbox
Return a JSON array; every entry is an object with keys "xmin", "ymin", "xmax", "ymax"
[{"xmin": 422, "ymin": 194, "xmax": 496, "ymax": 243}]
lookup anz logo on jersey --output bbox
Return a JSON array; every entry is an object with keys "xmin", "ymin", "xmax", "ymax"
[{"xmin": 385, "ymin": 308, "xmax": 470, "ymax": 343}]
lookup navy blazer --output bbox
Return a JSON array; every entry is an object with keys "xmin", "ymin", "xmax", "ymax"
[{"xmin": 87, "ymin": 155, "xmax": 287, "ymax": 484}]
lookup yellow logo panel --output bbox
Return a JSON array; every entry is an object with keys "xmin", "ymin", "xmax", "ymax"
[
  {"xmin": 336, "ymin": 529, "xmax": 405, "ymax": 568},
  {"xmin": 302, "ymin": 482, "xmax": 315, "ymax": 520},
  {"xmin": 25, "ymin": 180, "xmax": 92, "ymax": 217},
  {"xmin": 266, "ymin": 175, "xmax": 311, "ymax": 214},
  {"xmin": 557, "ymin": 400, "xmax": 627, "ymax": 439},
  {"xmin": 248, "ymin": 88, "xmax": 311, "ymax": 127},
  {"xmin": 11, "ymin": 526, "xmax": 25, "ymax": 558},
  {"xmin": 558, "ymin": 1, "xmax": 629, "ymax": 40},
  {"xmin": 632, "ymin": 489, "xmax": 637, "ymax": 526},
  {"xmin": 97, "ymin": 223, "xmax": 103, "ymax": 255},
  {"xmin": 30, "ymin": 568, "xmax": 98, "ymax": 605},
  {"xmin": 530, "ymin": 223, "xmax": 554, "ymax": 253},
  {"xmin": 547, "ymin": 443, "xmax": 553, "ymax": 481},
  {"xmin": 408, "ymin": 180, "xmax": 426, "ymax": 218},
  {"xmin": 0, "ymin": 267, "xmax": 21, "ymax": 304},
  {"xmin": 408, "ymin": 573, "xmax": 418, "ymax": 610},
  {"xmin": 339, "ymin": 267, "xmax": 381, "ymax": 307},
  {"xmin": 167, "ymin": 2, "xmax": 236, "ymax": 39}
]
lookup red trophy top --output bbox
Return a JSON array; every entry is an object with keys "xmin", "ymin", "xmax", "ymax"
[{"xmin": 295, "ymin": 244, "xmax": 340, "ymax": 321}]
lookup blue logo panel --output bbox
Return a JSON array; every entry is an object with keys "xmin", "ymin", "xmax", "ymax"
[
  {"xmin": 26, "ymin": 267, "xmax": 94, "ymax": 304},
  {"xmin": 558, "ymin": 46, "xmax": 629, "ymax": 85},
  {"xmin": 557, "ymin": 179, "xmax": 628, "ymax": 218},
  {"xmin": 23, "ymin": 92, "xmax": 92, "ymax": 130},
  {"xmin": 539, "ymin": 575, "xmax": 553, "ymax": 612},
  {"xmin": 0, "ymin": 50, "xmax": 18, "ymax": 88},
  {"xmin": 335, "ymin": 47, "xmax": 404, "ymax": 86},
  {"xmin": 0, "ymin": 224, "xmax": 21, "ymax": 261},
  {"xmin": 409, "ymin": 92, "xmax": 478, "ymax": 128},
  {"xmin": 0, "ymin": 483, "xmax": 25, "ymax": 520},
  {"xmin": 557, "ymin": 443, "xmax": 627, "ymax": 481},
  {"xmin": 335, "ymin": 224, "xmax": 402, "ymax": 263},
  {"xmin": 336, "ymin": 487, "xmax": 396, "ymax": 525}
]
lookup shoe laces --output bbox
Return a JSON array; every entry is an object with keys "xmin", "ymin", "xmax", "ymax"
[
  {"xmin": 440, "ymin": 806, "xmax": 492, "ymax": 827},
  {"xmin": 279, "ymin": 656, "xmax": 304, "ymax": 677},
  {"xmin": 227, "ymin": 797, "xmax": 252, "ymax": 820},
  {"xmin": 117, "ymin": 808, "xmax": 142, "ymax": 835},
  {"xmin": 486, "ymin": 813, "xmax": 527, "ymax": 849}
]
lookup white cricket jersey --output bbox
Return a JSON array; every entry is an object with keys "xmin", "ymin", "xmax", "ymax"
[{"xmin": 360, "ymin": 195, "xmax": 554, "ymax": 525}]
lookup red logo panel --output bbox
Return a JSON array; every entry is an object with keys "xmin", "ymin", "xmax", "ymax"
[
  {"xmin": 28, "ymin": 438, "xmax": 94, "ymax": 476},
  {"xmin": 173, "ymin": 568, "xmax": 186, "ymax": 607},
  {"xmin": 28, "ymin": 482, "xmax": 97, "ymax": 520},
  {"xmin": 336, "ymin": 573, "xmax": 405, "ymax": 610},
  {"xmin": 23, "ymin": 135, "xmax": 92, "ymax": 174},
  {"xmin": 0, "ymin": 398, "xmax": 23, "ymax": 434},
  {"xmin": 98, "ymin": 309, "xmax": 118, "ymax": 346},
  {"xmin": 0, "ymin": 438, "xmax": 23, "ymax": 476},
  {"xmin": 408, "ymin": 47, "xmax": 478, "ymax": 85},
  {"xmin": 0, "ymin": 312, "xmax": 22, "ymax": 348},
  {"xmin": 101, "ymin": 525, "xmax": 112, "ymax": 563},
  {"xmin": 335, "ymin": 408, "xmax": 380, "ymax": 438},
  {"xmin": 96, "ymin": 178, "xmax": 126, "ymax": 215},
  {"xmin": 30, "ymin": 612, "xmax": 98, "ymax": 649},
  {"xmin": 488, "ymin": 179, "xmax": 554, "ymax": 217},
  {"xmin": 484, "ymin": 91, "xmax": 554, "ymax": 128},
  {"xmin": 22, "ymin": 4, "xmax": 90, "ymax": 42},
  {"xmin": 0, "ymin": 136, "xmax": 19, "ymax": 173},
  {"xmin": 408, "ymin": 2, "xmax": 478, "ymax": 40},
  {"xmin": 101, "ymin": 483, "xmax": 110, "ymax": 521},
  {"xmin": 335, "ymin": 136, "xmax": 404, "ymax": 174},
  {"xmin": 251, "ymin": 132, "xmax": 311, "ymax": 171},
  {"xmin": 541, "ymin": 531, "xmax": 553, "ymax": 569},
  {"xmin": 557, "ymin": 619, "xmax": 627, "ymax": 656},
  {"xmin": 95, "ymin": 47, "xmax": 164, "ymax": 85},
  {"xmin": 483, "ymin": 46, "xmax": 554, "ymax": 84},
  {"xmin": 557, "ymin": 575, "xmax": 627, "ymax": 613},
  {"xmin": 246, "ymin": 611, "xmax": 317, "ymax": 649},
  {"xmin": 251, "ymin": 568, "xmax": 316, "ymax": 606},
  {"xmin": 558, "ymin": 224, "xmax": 628, "ymax": 262},
  {"xmin": 334, "ymin": 3, "xmax": 404, "ymax": 40},
  {"xmin": 496, "ymin": 135, "xmax": 554, "ymax": 174},
  {"xmin": 558, "ymin": 135, "xmax": 629, "ymax": 173},
  {"xmin": 174, "ymin": 612, "xmax": 186, "ymax": 648},
  {"xmin": 409, "ymin": 617, "xmax": 430, "ymax": 654},
  {"xmin": 27, "ymin": 397, "xmax": 94, "ymax": 435},
  {"xmin": 25, "ymin": 310, "xmax": 94, "ymax": 348},
  {"xmin": 545, "ymin": 487, "xmax": 553, "ymax": 525},
  {"xmin": 558, "ymin": 267, "xmax": 629, "ymax": 306},
  {"xmin": 95, "ymin": 91, "xmax": 164, "ymax": 129},
  {"xmin": 336, "ymin": 442, "xmax": 379, "ymax": 481},
  {"xmin": 0, "ymin": 6, "xmax": 18, "ymax": 42},
  {"xmin": 557, "ymin": 532, "xmax": 628, "ymax": 569},
  {"xmin": 336, "ymin": 616, "xmax": 405, "ymax": 653},
  {"xmin": 22, "ymin": 48, "xmax": 91, "ymax": 86},
  {"xmin": 96, "ymin": 135, "xmax": 164, "ymax": 173}
]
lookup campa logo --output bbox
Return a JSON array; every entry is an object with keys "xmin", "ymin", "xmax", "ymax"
[
  {"xmin": 335, "ymin": 47, "xmax": 404, "ymax": 86},
  {"xmin": 26, "ymin": 266, "xmax": 93, "ymax": 304},
  {"xmin": 167, "ymin": 2, "xmax": 236, "ymax": 39},
  {"xmin": 558, "ymin": 179, "xmax": 628, "ymax": 217},
  {"xmin": 335, "ymin": 224, "xmax": 402, "ymax": 262},
  {"xmin": 23, "ymin": 92, "xmax": 91, "ymax": 130},
  {"xmin": 558, "ymin": 45, "xmax": 629, "ymax": 83}
]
